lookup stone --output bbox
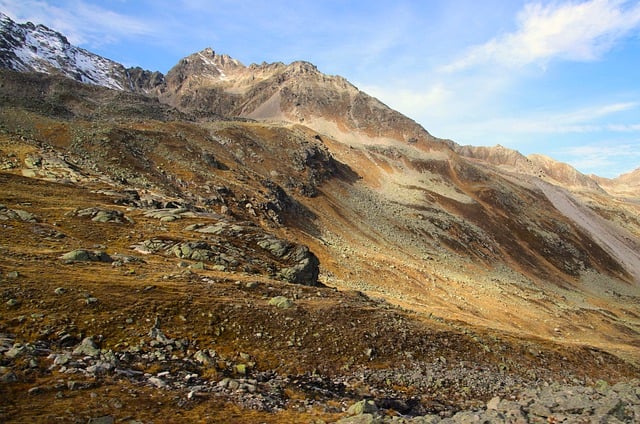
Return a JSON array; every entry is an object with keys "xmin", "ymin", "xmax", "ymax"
[
  {"xmin": 28, "ymin": 386, "xmax": 43, "ymax": 395},
  {"xmin": 148, "ymin": 376, "xmax": 167, "ymax": 388},
  {"xmin": 6, "ymin": 298, "xmax": 20, "ymax": 307},
  {"xmin": 268, "ymin": 296, "xmax": 293, "ymax": 309},
  {"xmin": 528, "ymin": 401, "xmax": 552, "ymax": 418},
  {"xmin": 486, "ymin": 396, "xmax": 501, "ymax": 410},
  {"xmin": 595, "ymin": 379, "xmax": 610, "ymax": 395},
  {"xmin": 278, "ymin": 245, "xmax": 320, "ymax": 285},
  {"xmin": 86, "ymin": 361, "xmax": 114, "ymax": 374},
  {"xmin": 5, "ymin": 343, "xmax": 30, "ymax": 359},
  {"xmin": 61, "ymin": 249, "xmax": 113, "ymax": 263},
  {"xmin": 13, "ymin": 209, "xmax": 37, "ymax": 222},
  {"xmin": 257, "ymin": 237, "xmax": 291, "ymax": 258},
  {"xmin": 347, "ymin": 400, "xmax": 379, "ymax": 416},
  {"xmin": 73, "ymin": 337, "xmax": 100, "ymax": 357},
  {"xmin": 53, "ymin": 353, "xmax": 71, "ymax": 366},
  {"xmin": 6, "ymin": 271, "xmax": 19, "ymax": 278},
  {"xmin": 190, "ymin": 261, "xmax": 205, "ymax": 270},
  {"xmin": 54, "ymin": 287, "xmax": 66, "ymax": 295},
  {"xmin": 194, "ymin": 350, "xmax": 215, "ymax": 366}
]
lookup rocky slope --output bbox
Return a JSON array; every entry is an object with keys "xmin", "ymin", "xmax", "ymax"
[
  {"xmin": 592, "ymin": 167, "xmax": 640, "ymax": 198},
  {"xmin": 0, "ymin": 14, "xmax": 639, "ymax": 423}
]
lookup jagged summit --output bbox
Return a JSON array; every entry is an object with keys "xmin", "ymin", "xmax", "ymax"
[
  {"xmin": 161, "ymin": 48, "xmax": 442, "ymax": 149},
  {"xmin": 0, "ymin": 12, "xmax": 163, "ymax": 92},
  {"xmin": 172, "ymin": 47, "xmax": 244, "ymax": 80}
]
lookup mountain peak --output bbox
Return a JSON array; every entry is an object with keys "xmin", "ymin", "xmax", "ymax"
[
  {"xmin": 286, "ymin": 60, "xmax": 318, "ymax": 74},
  {"xmin": 0, "ymin": 12, "xmax": 162, "ymax": 92}
]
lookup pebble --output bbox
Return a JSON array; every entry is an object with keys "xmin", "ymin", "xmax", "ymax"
[
  {"xmin": 6, "ymin": 298, "xmax": 20, "ymax": 307},
  {"xmin": 148, "ymin": 376, "xmax": 167, "ymax": 388}
]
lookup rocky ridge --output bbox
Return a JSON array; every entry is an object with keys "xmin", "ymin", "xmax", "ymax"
[{"xmin": 0, "ymin": 12, "xmax": 163, "ymax": 92}]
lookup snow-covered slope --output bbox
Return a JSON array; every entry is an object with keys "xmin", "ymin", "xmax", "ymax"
[{"xmin": 0, "ymin": 12, "xmax": 162, "ymax": 92}]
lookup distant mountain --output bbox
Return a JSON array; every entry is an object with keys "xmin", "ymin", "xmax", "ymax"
[
  {"xmin": 0, "ymin": 12, "xmax": 163, "ymax": 92},
  {"xmin": 159, "ymin": 48, "xmax": 445, "ymax": 151},
  {"xmin": 592, "ymin": 167, "xmax": 640, "ymax": 197},
  {"xmin": 456, "ymin": 144, "xmax": 605, "ymax": 192}
]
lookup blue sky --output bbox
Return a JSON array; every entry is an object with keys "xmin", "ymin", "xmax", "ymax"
[{"xmin": 2, "ymin": 0, "xmax": 639, "ymax": 178}]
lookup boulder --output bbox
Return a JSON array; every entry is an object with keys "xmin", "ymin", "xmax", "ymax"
[
  {"xmin": 268, "ymin": 296, "xmax": 294, "ymax": 309},
  {"xmin": 61, "ymin": 249, "xmax": 113, "ymax": 263},
  {"xmin": 73, "ymin": 337, "xmax": 100, "ymax": 357}
]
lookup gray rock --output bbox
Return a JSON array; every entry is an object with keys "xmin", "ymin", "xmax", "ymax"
[
  {"xmin": 257, "ymin": 237, "xmax": 291, "ymax": 258},
  {"xmin": 148, "ymin": 376, "xmax": 167, "ymax": 388},
  {"xmin": 268, "ymin": 296, "xmax": 293, "ymax": 309},
  {"xmin": 347, "ymin": 400, "xmax": 379, "ymax": 416},
  {"xmin": 5, "ymin": 343, "xmax": 31, "ymax": 359},
  {"xmin": 73, "ymin": 337, "xmax": 100, "ymax": 357},
  {"xmin": 53, "ymin": 353, "xmax": 71, "ymax": 366},
  {"xmin": 194, "ymin": 350, "xmax": 215, "ymax": 366},
  {"xmin": 27, "ymin": 386, "xmax": 43, "ymax": 395},
  {"xmin": 86, "ymin": 361, "xmax": 114, "ymax": 374},
  {"xmin": 278, "ymin": 244, "xmax": 320, "ymax": 285},
  {"xmin": 486, "ymin": 396, "xmax": 501, "ymax": 410},
  {"xmin": 13, "ymin": 209, "xmax": 37, "ymax": 222},
  {"xmin": 6, "ymin": 298, "xmax": 20, "ymax": 307},
  {"xmin": 61, "ymin": 249, "xmax": 113, "ymax": 263}
]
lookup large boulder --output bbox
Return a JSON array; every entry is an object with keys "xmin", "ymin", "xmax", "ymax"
[
  {"xmin": 257, "ymin": 236, "xmax": 320, "ymax": 285},
  {"xmin": 61, "ymin": 249, "xmax": 113, "ymax": 263}
]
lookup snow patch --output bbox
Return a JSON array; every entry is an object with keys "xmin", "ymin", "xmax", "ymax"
[{"xmin": 1, "ymin": 12, "xmax": 126, "ymax": 90}]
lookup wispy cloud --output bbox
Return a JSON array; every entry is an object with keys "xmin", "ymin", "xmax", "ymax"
[
  {"xmin": 451, "ymin": 101, "xmax": 640, "ymax": 137},
  {"xmin": 444, "ymin": 0, "xmax": 640, "ymax": 71},
  {"xmin": 555, "ymin": 142, "xmax": 640, "ymax": 176},
  {"xmin": 0, "ymin": 0, "xmax": 157, "ymax": 47}
]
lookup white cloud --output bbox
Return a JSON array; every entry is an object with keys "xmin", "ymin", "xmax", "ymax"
[
  {"xmin": 361, "ymin": 82, "xmax": 454, "ymax": 117},
  {"xmin": 450, "ymin": 101, "xmax": 640, "ymax": 138},
  {"xmin": 444, "ymin": 0, "xmax": 640, "ymax": 71},
  {"xmin": 607, "ymin": 123, "xmax": 640, "ymax": 132},
  {"xmin": 556, "ymin": 142, "xmax": 640, "ymax": 176}
]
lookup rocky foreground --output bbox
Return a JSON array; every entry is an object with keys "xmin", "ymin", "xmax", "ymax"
[{"xmin": 1, "ymin": 323, "xmax": 638, "ymax": 423}]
